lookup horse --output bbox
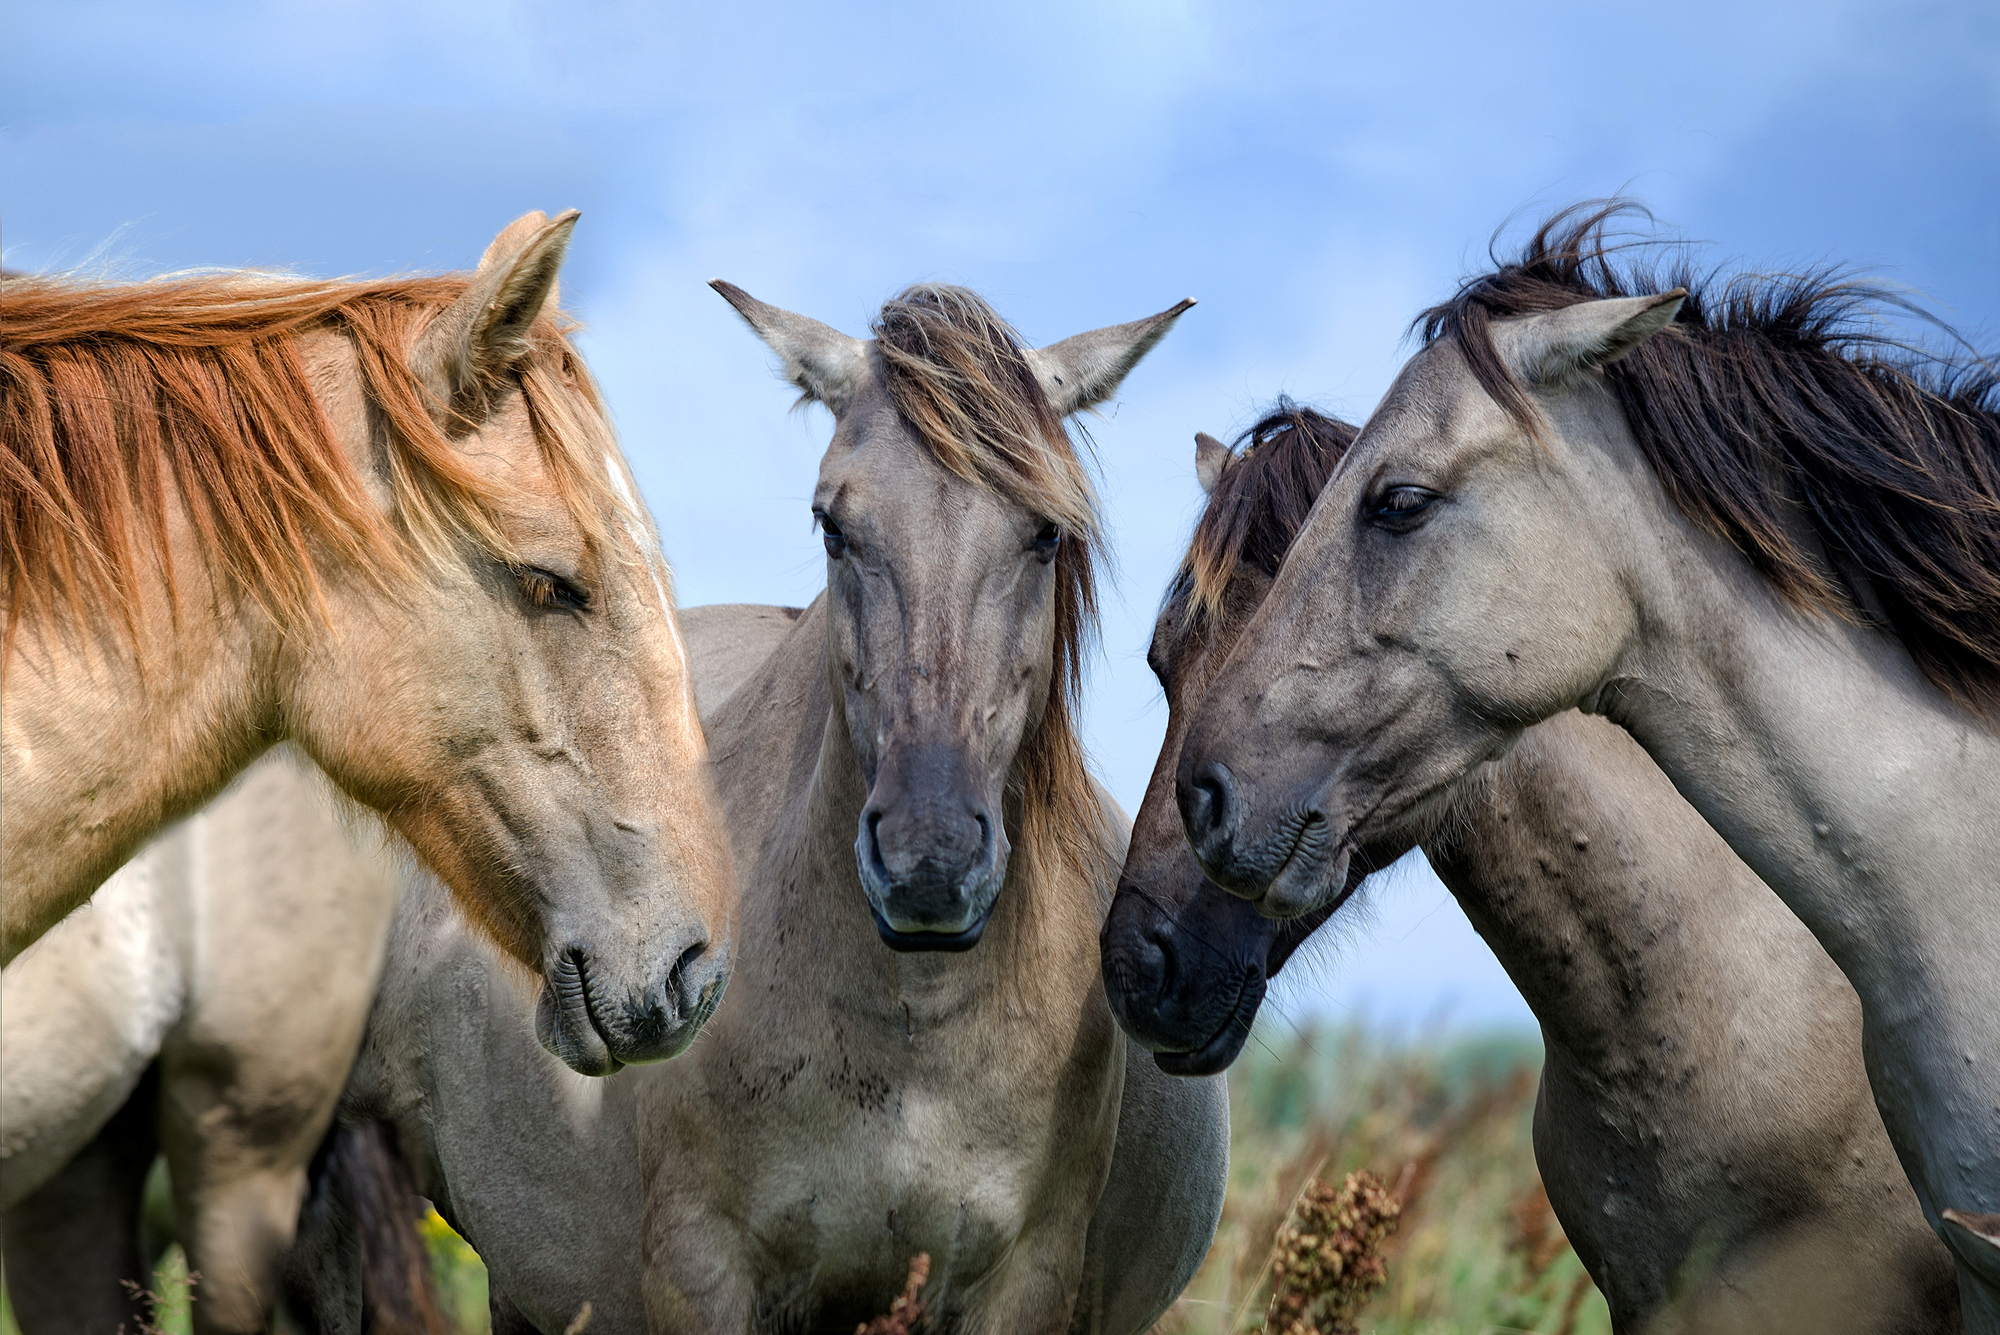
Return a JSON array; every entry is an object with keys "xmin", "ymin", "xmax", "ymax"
[
  {"xmin": 0, "ymin": 211, "xmax": 734, "ymax": 1076},
  {"xmin": 297, "ymin": 284, "xmax": 1230, "ymax": 1334},
  {"xmin": 1168, "ymin": 204, "xmax": 2000, "ymax": 1326},
  {"xmin": 1099, "ymin": 402, "xmax": 1962, "ymax": 1332},
  {"xmin": 2, "ymin": 748, "xmax": 402, "ymax": 1335}
]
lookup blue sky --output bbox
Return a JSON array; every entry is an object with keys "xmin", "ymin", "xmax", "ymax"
[{"xmin": 10, "ymin": 0, "xmax": 1996, "ymax": 1031}]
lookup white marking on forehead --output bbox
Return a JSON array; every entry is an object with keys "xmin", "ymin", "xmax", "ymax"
[{"xmin": 602, "ymin": 450, "xmax": 700, "ymax": 740}]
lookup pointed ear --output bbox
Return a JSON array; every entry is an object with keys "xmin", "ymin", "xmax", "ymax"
[
  {"xmin": 417, "ymin": 209, "xmax": 578, "ymax": 429},
  {"xmin": 710, "ymin": 280, "xmax": 869, "ymax": 415},
  {"xmin": 1194, "ymin": 432, "xmax": 1231, "ymax": 494},
  {"xmin": 1024, "ymin": 298, "xmax": 1195, "ymax": 417},
  {"xmin": 479, "ymin": 210, "xmax": 559, "ymax": 309},
  {"xmin": 1499, "ymin": 291, "xmax": 1685, "ymax": 386}
]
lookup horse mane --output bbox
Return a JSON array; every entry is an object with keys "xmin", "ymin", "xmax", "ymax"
[
  {"xmin": 1415, "ymin": 201, "xmax": 2000, "ymax": 715},
  {"xmin": 1168, "ymin": 398, "xmax": 1360, "ymax": 638},
  {"xmin": 1, "ymin": 269, "xmax": 638, "ymax": 660},
  {"xmin": 870, "ymin": 283, "xmax": 1116, "ymax": 895}
]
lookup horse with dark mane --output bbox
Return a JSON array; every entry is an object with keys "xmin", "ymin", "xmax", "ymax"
[
  {"xmin": 1103, "ymin": 399, "xmax": 1961, "ymax": 1332},
  {"xmin": 1171, "ymin": 204, "xmax": 2000, "ymax": 1327}
]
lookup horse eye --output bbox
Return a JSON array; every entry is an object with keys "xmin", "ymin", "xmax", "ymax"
[
  {"xmin": 816, "ymin": 511, "xmax": 847, "ymax": 559},
  {"xmin": 1369, "ymin": 486, "xmax": 1439, "ymax": 529},
  {"xmin": 515, "ymin": 565, "xmax": 590, "ymax": 612},
  {"xmin": 1033, "ymin": 522, "xmax": 1061, "ymax": 562}
]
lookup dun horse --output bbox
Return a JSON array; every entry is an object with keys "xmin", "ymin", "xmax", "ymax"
[
  {"xmin": 1100, "ymin": 403, "xmax": 1961, "ymax": 1332},
  {"xmin": 0, "ymin": 213, "xmax": 733, "ymax": 1075},
  {"xmin": 1171, "ymin": 206, "xmax": 2000, "ymax": 1326},
  {"xmin": 300, "ymin": 284, "xmax": 1229, "ymax": 1334},
  {"xmin": 3, "ymin": 749, "xmax": 401, "ymax": 1335}
]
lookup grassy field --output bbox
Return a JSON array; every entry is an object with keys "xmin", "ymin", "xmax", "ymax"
[{"xmin": 0, "ymin": 1020, "xmax": 1610, "ymax": 1335}]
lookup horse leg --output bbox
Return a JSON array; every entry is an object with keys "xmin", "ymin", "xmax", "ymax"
[
  {"xmin": 1072, "ymin": 1042, "xmax": 1229, "ymax": 1335},
  {"xmin": 1, "ymin": 1064, "xmax": 161, "ymax": 1334}
]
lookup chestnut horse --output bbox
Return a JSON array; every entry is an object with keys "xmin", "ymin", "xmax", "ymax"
[{"xmin": 1, "ymin": 213, "xmax": 733, "ymax": 1073}]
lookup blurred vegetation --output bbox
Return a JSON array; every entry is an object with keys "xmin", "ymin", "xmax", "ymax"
[
  {"xmin": 1157, "ymin": 1020, "xmax": 1610, "ymax": 1335},
  {"xmin": 0, "ymin": 1021, "xmax": 1609, "ymax": 1335}
]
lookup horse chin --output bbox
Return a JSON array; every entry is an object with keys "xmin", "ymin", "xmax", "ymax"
[
  {"xmin": 1150, "ymin": 973, "xmax": 1268, "ymax": 1077},
  {"xmin": 869, "ymin": 904, "xmax": 989, "ymax": 953},
  {"xmin": 534, "ymin": 982, "xmax": 625, "ymax": 1077}
]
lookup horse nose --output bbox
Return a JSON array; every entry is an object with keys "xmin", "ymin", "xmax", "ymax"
[{"xmin": 864, "ymin": 800, "xmax": 992, "ymax": 903}]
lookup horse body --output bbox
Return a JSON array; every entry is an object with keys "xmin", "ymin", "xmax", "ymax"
[
  {"xmin": 305, "ymin": 284, "xmax": 1225, "ymax": 1334},
  {"xmin": 2, "ymin": 747, "xmax": 401, "ymax": 1334},
  {"xmin": 1, "ymin": 213, "xmax": 733, "ymax": 1075},
  {"xmin": 640, "ymin": 597, "xmax": 1130, "ymax": 1332},
  {"xmin": 1102, "ymin": 407, "xmax": 1961, "ymax": 1331},
  {"xmin": 1170, "ymin": 210, "xmax": 2000, "ymax": 1324}
]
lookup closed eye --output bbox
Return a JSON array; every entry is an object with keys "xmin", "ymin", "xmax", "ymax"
[{"xmin": 515, "ymin": 565, "xmax": 590, "ymax": 612}]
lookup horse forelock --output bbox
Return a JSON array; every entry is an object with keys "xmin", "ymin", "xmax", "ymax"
[
  {"xmin": 0, "ymin": 269, "xmax": 644, "ymax": 661},
  {"xmin": 1169, "ymin": 400, "xmax": 1359, "ymax": 650},
  {"xmin": 869, "ymin": 283, "xmax": 1117, "ymax": 898},
  {"xmin": 1416, "ymin": 200, "xmax": 2000, "ymax": 717}
]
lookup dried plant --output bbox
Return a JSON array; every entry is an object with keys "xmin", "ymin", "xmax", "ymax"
[
  {"xmin": 855, "ymin": 1252, "xmax": 931, "ymax": 1335},
  {"xmin": 1510, "ymin": 1180, "xmax": 1572, "ymax": 1279},
  {"xmin": 1264, "ymin": 1170, "xmax": 1402, "ymax": 1335},
  {"xmin": 117, "ymin": 1267, "xmax": 200, "ymax": 1335}
]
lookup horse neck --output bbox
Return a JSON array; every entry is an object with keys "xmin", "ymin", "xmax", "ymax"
[
  {"xmin": 1, "ymin": 521, "xmax": 276, "ymax": 963},
  {"xmin": 1423, "ymin": 711, "xmax": 1846, "ymax": 1067},
  {"xmin": 1597, "ymin": 480, "xmax": 2000, "ymax": 1004},
  {"xmin": 1591, "ymin": 452, "xmax": 2000, "ymax": 1216}
]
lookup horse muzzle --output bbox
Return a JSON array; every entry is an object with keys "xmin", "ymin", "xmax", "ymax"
[
  {"xmin": 855, "ymin": 778, "xmax": 1009, "ymax": 952},
  {"xmin": 1100, "ymin": 882, "xmax": 1273, "ymax": 1075},
  {"xmin": 534, "ymin": 933, "xmax": 727, "ymax": 1075},
  {"xmin": 1179, "ymin": 760, "xmax": 1351, "ymax": 920}
]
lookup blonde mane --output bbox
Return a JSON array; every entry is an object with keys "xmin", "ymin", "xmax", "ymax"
[
  {"xmin": 0, "ymin": 269, "xmax": 645, "ymax": 660},
  {"xmin": 871, "ymin": 284, "xmax": 1119, "ymax": 900}
]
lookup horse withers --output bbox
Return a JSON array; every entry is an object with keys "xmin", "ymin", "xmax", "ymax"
[
  {"xmin": 1, "ymin": 212, "xmax": 733, "ymax": 1075},
  {"xmin": 1101, "ymin": 403, "xmax": 1960, "ymax": 1332},
  {"xmin": 1172, "ymin": 205, "xmax": 2000, "ymax": 1327}
]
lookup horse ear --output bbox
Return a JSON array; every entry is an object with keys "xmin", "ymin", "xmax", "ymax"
[
  {"xmin": 710, "ymin": 281, "xmax": 869, "ymax": 415},
  {"xmin": 1194, "ymin": 432, "xmax": 1230, "ymax": 494},
  {"xmin": 479, "ymin": 211, "xmax": 559, "ymax": 309},
  {"xmin": 1501, "ymin": 290, "xmax": 1685, "ymax": 386},
  {"xmin": 1025, "ymin": 298, "xmax": 1195, "ymax": 417},
  {"xmin": 418, "ymin": 210, "xmax": 578, "ymax": 428}
]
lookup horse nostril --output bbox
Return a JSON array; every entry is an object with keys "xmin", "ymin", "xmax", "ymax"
[
  {"xmin": 666, "ymin": 939, "xmax": 708, "ymax": 1018},
  {"xmin": 1186, "ymin": 762, "xmax": 1235, "ymax": 841}
]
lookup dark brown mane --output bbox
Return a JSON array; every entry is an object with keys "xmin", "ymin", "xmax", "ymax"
[
  {"xmin": 871, "ymin": 284, "xmax": 1115, "ymax": 892},
  {"xmin": 1170, "ymin": 398, "xmax": 1360, "ymax": 638},
  {"xmin": 1, "ymin": 269, "xmax": 635, "ymax": 662},
  {"xmin": 1418, "ymin": 201, "xmax": 2000, "ymax": 715}
]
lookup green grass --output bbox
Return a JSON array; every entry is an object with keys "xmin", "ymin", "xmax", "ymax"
[{"xmin": 1, "ymin": 1021, "xmax": 1610, "ymax": 1334}]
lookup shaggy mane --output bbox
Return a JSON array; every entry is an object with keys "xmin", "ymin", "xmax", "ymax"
[
  {"xmin": 1416, "ymin": 201, "xmax": 2000, "ymax": 715},
  {"xmin": 1, "ymin": 268, "xmax": 643, "ymax": 661},
  {"xmin": 1167, "ymin": 398, "xmax": 1359, "ymax": 642},
  {"xmin": 871, "ymin": 283, "xmax": 1116, "ymax": 897}
]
